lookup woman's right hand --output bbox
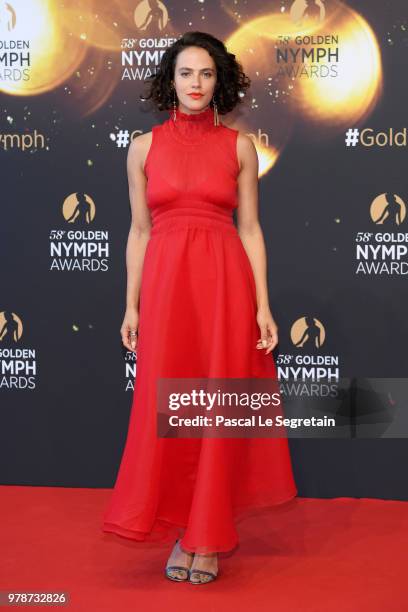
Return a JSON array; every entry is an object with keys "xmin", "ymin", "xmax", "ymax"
[{"xmin": 120, "ymin": 306, "xmax": 139, "ymax": 353}]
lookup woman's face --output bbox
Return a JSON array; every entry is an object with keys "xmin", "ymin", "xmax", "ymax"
[{"xmin": 172, "ymin": 46, "xmax": 217, "ymax": 114}]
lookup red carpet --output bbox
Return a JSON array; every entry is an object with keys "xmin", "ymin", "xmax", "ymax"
[{"xmin": 1, "ymin": 485, "xmax": 407, "ymax": 611}]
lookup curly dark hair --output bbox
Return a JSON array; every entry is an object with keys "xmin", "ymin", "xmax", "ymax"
[{"xmin": 140, "ymin": 31, "xmax": 251, "ymax": 115}]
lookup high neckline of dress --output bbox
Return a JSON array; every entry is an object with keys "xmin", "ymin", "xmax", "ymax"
[
  {"xmin": 173, "ymin": 106, "xmax": 213, "ymax": 122},
  {"xmin": 165, "ymin": 105, "xmax": 219, "ymax": 144}
]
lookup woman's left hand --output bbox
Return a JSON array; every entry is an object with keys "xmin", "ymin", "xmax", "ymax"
[{"xmin": 256, "ymin": 306, "xmax": 278, "ymax": 355}]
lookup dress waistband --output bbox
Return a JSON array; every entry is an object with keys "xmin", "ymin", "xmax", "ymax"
[{"xmin": 150, "ymin": 203, "xmax": 237, "ymax": 236}]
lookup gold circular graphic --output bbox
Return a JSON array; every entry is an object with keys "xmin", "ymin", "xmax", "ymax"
[
  {"xmin": 370, "ymin": 193, "xmax": 406, "ymax": 226},
  {"xmin": 62, "ymin": 192, "xmax": 96, "ymax": 223},
  {"xmin": 290, "ymin": 0, "xmax": 326, "ymax": 26},
  {"xmin": 134, "ymin": 0, "xmax": 169, "ymax": 31},
  {"xmin": 290, "ymin": 316, "xmax": 326, "ymax": 348},
  {"xmin": 0, "ymin": 311, "xmax": 23, "ymax": 341}
]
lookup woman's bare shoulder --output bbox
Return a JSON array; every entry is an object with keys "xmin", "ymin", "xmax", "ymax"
[
  {"xmin": 127, "ymin": 131, "xmax": 153, "ymax": 172},
  {"xmin": 128, "ymin": 131, "xmax": 153, "ymax": 155},
  {"xmin": 236, "ymin": 131, "xmax": 257, "ymax": 172},
  {"xmin": 236, "ymin": 130, "xmax": 255, "ymax": 150}
]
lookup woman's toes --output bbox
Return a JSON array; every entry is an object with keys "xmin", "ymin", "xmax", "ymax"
[
  {"xmin": 189, "ymin": 553, "xmax": 218, "ymax": 582},
  {"xmin": 167, "ymin": 568, "xmax": 187, "ymax": 580},
  {"xmin": 190, "ymin": 571, "xmax": 213, "ymax": 583}
]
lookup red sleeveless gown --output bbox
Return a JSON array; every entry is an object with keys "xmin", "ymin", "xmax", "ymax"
[{"xmin": 101, "ymin": 106, "xmax": 297, "ymax": 554}]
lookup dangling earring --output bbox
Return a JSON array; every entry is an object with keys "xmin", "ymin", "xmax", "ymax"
[
  {"xmin": 212, "ymin": 94, "xmax": 219, "ymax": 126},
  {"xmin": 172, "ymin": 87, "xmax": 177, "ymax": 122}
]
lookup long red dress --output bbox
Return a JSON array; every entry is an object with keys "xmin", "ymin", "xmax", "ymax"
[{"xmin": 101, "ymin": 105, "xmax": 297, "ymax": 554}]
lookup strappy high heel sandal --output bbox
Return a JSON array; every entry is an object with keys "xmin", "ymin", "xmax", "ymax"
[
  {"xmin": 188, "ymin": 555, "xmax": 219, "ymax": 584},
  {"xmin": 164, "ymin": 538, "xmax": 194, "ymax": 582}
]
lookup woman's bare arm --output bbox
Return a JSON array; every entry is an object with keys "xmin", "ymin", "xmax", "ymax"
[
  {"xmin": 125, "ymin": 132, "xmax": 152, "ymax": 308},
  {"xmin": 235, "ymin": 133, "xmax": 278, "ymax": 354},
  {"xmin": 120, "ymin": 132, "xmax": 152, "ymax": 351}
]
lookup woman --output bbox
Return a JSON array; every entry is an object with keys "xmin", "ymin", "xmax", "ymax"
[{"xmin": 102, "ymin": 31, "xmax": 297, "ymax": 585}]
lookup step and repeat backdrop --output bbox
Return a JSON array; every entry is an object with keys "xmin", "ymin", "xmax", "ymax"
[{"xmin": 1, "ymin": 0, "xmax": 407, "ymax": 499}]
